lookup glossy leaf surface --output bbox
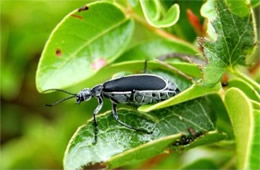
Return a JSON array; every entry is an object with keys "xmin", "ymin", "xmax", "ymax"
[
  {"xmin": 224, "ymin": 88, "xmax": 259, "ymax": 169},
  {"xmin": 227, "ymin": 79, "xmax": 260, "ymax": 102},
  {"xmin": 36, "ymin": 2, "xmax": 134, "ymax": 92},
  {"xmin": 64, "ymin": 98, "xmax": 222, "ymax": 169}
]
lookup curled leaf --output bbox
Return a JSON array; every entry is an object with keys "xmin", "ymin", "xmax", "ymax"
[{"xmin": 140, "ymin": 0, "xmax": 180, "ymax": 28}]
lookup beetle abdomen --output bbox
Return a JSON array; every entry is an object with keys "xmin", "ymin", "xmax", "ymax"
[
  {"xmin": 103, "ymin": 77, "xmax": 180, "ymax": 105},
  {"xmin": 103, "ymin": 75, "xmax": 166, "ymax": 92}
]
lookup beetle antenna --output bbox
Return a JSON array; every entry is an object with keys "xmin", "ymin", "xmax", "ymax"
[
  {"xmin": 43, "ymin": 89, "xmax": 76, "ymax": 95},
  {"xmin": 45, "ymin": 95, "xmax": 77, "ymax": 107}
]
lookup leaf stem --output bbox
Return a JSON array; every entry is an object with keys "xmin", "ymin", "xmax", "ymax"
[
  {"xmin": 155, "ymin": 59, "xmax": 196, "ymax": 83},
  {"xmin": 231, "ymin": 68, "xmax": 260, "ymax": 91}
]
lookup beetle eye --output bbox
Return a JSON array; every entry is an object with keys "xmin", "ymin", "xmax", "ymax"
[{"xmin": 76, "ymin": 96, "xmax": 81, "ymax": 104}]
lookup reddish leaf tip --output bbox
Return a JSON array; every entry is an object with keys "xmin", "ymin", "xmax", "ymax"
[{"xmin": 187, "ymin": 9, "xmax": 203, "ymax": 35}]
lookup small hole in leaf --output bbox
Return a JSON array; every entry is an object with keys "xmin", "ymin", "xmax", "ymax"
[{"xmin": 56, "ymin": 48, "xmax": 62, "ymax": 57}]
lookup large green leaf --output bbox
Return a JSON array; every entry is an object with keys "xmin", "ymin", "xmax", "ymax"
[
  {"xmin": 36, "ymin": 2, "xmax": 134, "ymax": 92},
  {"xmin": 207, "ymin": 95, "xmax": 234, "ymax": 139},
  {"xmin": 140, "ymin": 0, "xmax": 180, "ymax": 28},
  {"xmin": 64, "ymin": 98, "xmax": 224, "ymax": 169},
  {"xmin": 200, "ymin": 0, "xmax": 256, "ymax": 87},
  {"xmin": 224, "ymin": 88, "xmax": 259, "ymax": 169}
]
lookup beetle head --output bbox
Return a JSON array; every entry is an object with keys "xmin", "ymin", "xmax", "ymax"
[{"xmin": 76, "ymin": 88, "xmax": 92, "ymax": 104}]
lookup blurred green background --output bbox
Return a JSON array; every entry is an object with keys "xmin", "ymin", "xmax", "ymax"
[
  {"xmin": 0, "ymin": 0, "xmax": 259, "ymax": 169},
  {"xmin": 1, "ymin": 1, "xmax": 94, "ymax": 169}
]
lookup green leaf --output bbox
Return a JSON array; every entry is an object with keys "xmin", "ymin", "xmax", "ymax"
[
  {"xmin": 228, "ymin": 79, "xmax": 260, "ymax": 102},
  {"xmin": 108, "ymin": 134, "xmax": 181, "ymax": 168},
  {"xmin": 200, "ymin": 0, "xmax": 257, "ymax": 87},
  {"xmin": 180, "ymin": 131, "xmax": 227, "ymax": 150},
  {"xmin": 117, "ymin": 39, "xmax": 200, "ymax": 62},
  {"xmin": 181, "ymin": 159, "xmax": 218, "ymax": 169},
  {"xmin": 251, "ymin": 0, "xmax": 260, "ymax": 7},
  {"xmin": 64, "ymin": 98, "xmax": 220, "ymax": 169},
  {"xmin": 36, "ymin": 2, "xmax": 134, "ymax": 92},
  {"xmin": 252, "ymin": 100, "xmax": 260, "ymax": 110},
  {"xmin": 138, "ymin": 83, "xmax": 221, "ymax": 112},
  {"xmin": 140, "ymin": 0, "xmax": 180, "ymax": 28},
  {"xmin": 116, "ymin": 39, "xmax": 202, "ymax": 78},
  {"xmin": 232, "ymin": 69, "xmax": 260, "ymax": 92},
  {"xmin": 224, "ymin": 88, "xmax": 258, "ymax": 169},
  {"xmin": 250, "ymin": 109, "xmax": 260, "ymax": 169},
  {"xmin": 225, "ymin": 0, "xmax": 249, "ymax": 17},
  {"xmin": 207, "ymin": 95, "xmax": 234, "ymax": 139}
]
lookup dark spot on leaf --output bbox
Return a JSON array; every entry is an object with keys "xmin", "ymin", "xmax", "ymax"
[
  {"xmin": 56, "ymin": 48, "xmax": 62, "ymax": 57},
  {"xmin": 78, "ymin": 6, "xmax": 89, "ymax": 12},
  {"xmin": 91, "ymin": 58, "xmax": 107, "ymax": 71},
  {"xmin": 71, "ymin": 14, "xmax": 83, "ymax": 20}
]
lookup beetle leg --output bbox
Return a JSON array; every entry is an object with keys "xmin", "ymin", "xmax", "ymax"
[
  {"xmin": 112, "ymin": 103, "xmax": 152, "ymax": 134},
  {"xmin": 130, "ymin": 89, "xmax": 136, "ymax": 103},
  {"xmin": 92, "ymin": 96, "xmax": 103, "ymax": 144}
]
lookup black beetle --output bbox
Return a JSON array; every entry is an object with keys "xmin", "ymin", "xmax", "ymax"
[{"xmin": 44, "ymin": 61, "xmax": 180, "ymax": 144}]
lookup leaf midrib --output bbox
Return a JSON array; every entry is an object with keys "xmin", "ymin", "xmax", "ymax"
[{"xmin": 216, "ymin": 1, "xmax": 251, "ymax": 66}]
